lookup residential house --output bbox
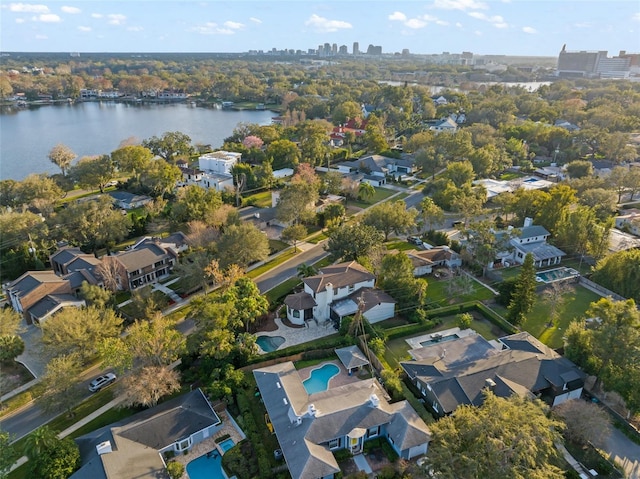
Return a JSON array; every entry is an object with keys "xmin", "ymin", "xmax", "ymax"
[
  {"xmin": 401, "ymin": 331, "xmax": 586, "ymax": 417},
  {"xmin": 507, "ymin": 218, "xmax": 566, "ymax": 267},
  {"xmin": 283, "ymin": 261, "xmax": 395, "ymax": 327},
  {"xmin": 109, "ymin": 239, "xmax": 178, "ymax": 290},
  {"xmin": 554, "ymin": 119, "xmax": 580, "ymax": 132},
  {"xmin": 341, "ymin": 155, "xmax": 416, "ymax": 181},
  {"xmin": 615, "ymin": 209, "xmax": 640, "ymax": 236},
  {"xmin": 71, "ymin": 389, "xmax": 222, "ymax": 479},
  {"xmin": 591, "ymin": 160, "xmax": 615, "ymax": 177},
  {"xmin": 108, "ymin": 191, "xmax": 153, "ymax": 210},
  {"xmin": 196, "ymin": 151, "xmax": 241, "ymax": 192},
  {"xmin": 5, "ymin": 271, "xmax": 79, "ymax": 324},
  {"xmin": 608, "ymin": 228, "xmax": 640, "ymax": 253},
  {"xmin": 428, "ymin": 116, "xmax": 458, "ymax": 133},
  {"xmin": 254, "ymin": 361, "xmax": 431, "ymax": 479},
  {"xmin": 50, "ymin": 247, "xmax": 102, "ymax": 276},
  {"xmin": 177, "ymin": 166, "xmax": 205, "ymax": 187},
  {"xmin": 432, "ymin": 95, "xmax": 448, "ymax": 106},
  {"xmin": 406, "ymin": 247, "xmax": 462, "ymax": 276},
  {"xmin": 335, "ymin": 345, "xmax": 370, "ymax": 375}
]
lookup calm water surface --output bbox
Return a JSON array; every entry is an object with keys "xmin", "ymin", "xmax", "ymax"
[{"xmin": 0, "ymin": 102, "xmax": 275, "ymax": 180}]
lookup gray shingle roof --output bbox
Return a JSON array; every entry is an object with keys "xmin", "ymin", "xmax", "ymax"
[
  {"xmin": 115, "ymin": 244, "xmax": 168, "ymax": 272},
  {"xmin": 284, "ymin": 292, "xmax": 317, "ymax": 310},
  {"xmin": 335, "ymin": 346, "xmax": 370, "ymax": 370},
  {"xmin": 514, "ymin": 241, "xmax": 566, "ymax": 261},
  {"xmin": 8, "ymin": 271, "xmax": 65, "ymax": 296},
  {"xmin": 303, "ymin": 261, "xmax": 374, "ymax": 293},
  {"xmin": 27, "ymin": 294, "xmax": 83, "ymax": 320},
  {"xmin": 519, "ymin": 225, "xmax": 549, "ymax": 239}
]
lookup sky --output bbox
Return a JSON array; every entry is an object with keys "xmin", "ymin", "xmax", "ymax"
[{"xmin": 1, "ymin": 0, "xmax": 639, "ymax": 57}]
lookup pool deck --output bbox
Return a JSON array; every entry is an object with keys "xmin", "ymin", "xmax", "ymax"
[
  {"xmin": 172, "ymin": 408, "xmax": 245, "ymax": 477},
  {"xmin": 405, "ymin": 327, "xmax": 474, "ymax": 350},
  {"xmin": 256, "ymin": 316, "xmax": 337, "ymax": 353},
  {"xmin": 297, "ymin": 359, "xmax": 367, "ymax": 390}
]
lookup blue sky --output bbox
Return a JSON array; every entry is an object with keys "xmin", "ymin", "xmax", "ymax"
[{"xmin": 2, "ymin": 1, "xmax": 639, "ymax": 56}]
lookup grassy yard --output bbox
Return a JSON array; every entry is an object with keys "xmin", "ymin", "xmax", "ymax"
[
  {"xmin": 522, "ymin": 284, "xmax": 602, "ymax": 349},
  {"xmin": 385, "ymin": 240, "xmax": 417, "ymax": 252},
  {"xmin": 268, "ymin": 239, "xmax": 289, "ymax": 255},
  {"xmin": 264, "ymin": 277, "xmax": 302, "ymax": 305},
  {"xmin": 347, "ymin": 187, "xmax": 396, "ymax": 209},
  {"xmin": 242, "ymin": 190, "xmax": 272, "ymax": 208},
  {"xmin": 424, "ymin": 276, "xmax": 496, "ymax": 309}
]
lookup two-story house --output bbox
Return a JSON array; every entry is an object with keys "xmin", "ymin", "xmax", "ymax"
[
  {"xmin": 254, "ymin": 360, "xmax": 431, "ymax": 479},
  {"xmin": 196, "ymin": 151, "xmax": 242, "ymax": 192},
  {"xmin": 401, "ymin": 331, "xmax": 586, "ymax": 417},
  {"xmin": 109, "ymin": 239, "xmax": 179, "ymax": 290},
  {"xmin": 283, "ymin": 262, "xmax": 395, "ymax": 327},
  {"xmin": 508, "ymin": 217, "xmax": 566, "ymax": 267}
]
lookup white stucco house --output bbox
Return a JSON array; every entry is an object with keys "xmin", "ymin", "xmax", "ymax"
[
  {"xmin": 507, "ymin": 218, "xmax": 566, "ymax": 267},
  {"xmin": 283, "ymin": 261, "xmax": 395, "ymax": 327}
]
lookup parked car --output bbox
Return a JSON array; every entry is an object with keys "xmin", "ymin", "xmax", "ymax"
[
  {"xmin": 88, "ymin": 373, "xmax": 117, "ymax": 392},
  {"xmin": 407, "ymin": 236, "xmax": 422, "ymax": 245}
]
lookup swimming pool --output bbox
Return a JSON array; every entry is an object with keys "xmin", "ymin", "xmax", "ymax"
[
  {"xmin": 420, "ymin": 333, "xmax": 459, "ymax": 348},
  {"xmin": 256, "ymin": 335, "xmax": 285, "ymax": 352},
  {"xmin": 186, "ymin": 450, "xmax": 227, "ymax": 479},
  {"xmin": 303, "ymin": 363, "xmax": 340, "ymax": 394},
  {"xmin": 535, "ymin": 267, "xmax": 579, "ymax": 284},
  {"xmin": 218, "ymin": 438, "xmax": 235, "ymax": 453}
]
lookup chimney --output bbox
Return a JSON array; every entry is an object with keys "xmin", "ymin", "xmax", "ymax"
[
  {"xmin": 307, "ymin": 404, "xmax": 318, "ymax": 417},
  {"xmin": 523, "ymin": 217, "xmax": 533, "ymax": 227},
  {"xmin": 96, "ymin": 441, "xmax": 112, "ymax": 455},
  {"xmin": 440, "ymin": 348, "xmax": 447, "ymax": 360},
  {"xmin": 369, "ymin": 394, "xmax": 380, "ymax": 408},
  {"xmin": 485, "ymin": 378, "xmax": 496, "ymax": 390}
]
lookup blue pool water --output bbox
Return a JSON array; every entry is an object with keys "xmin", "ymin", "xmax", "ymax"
[
  {"xmin": 187, "ymin": 451, "xmax": 226, "ymax": 479},
  {"xmin": 219, "ymin": 438, "xmax": 235, "ymax": 453},
  {"xmin": 303, "ymin": 363, "xmax": 340, "ymax": 394},
  {"xmin": 536, "ymin": 267, "xmax": 579, "ymax": 284},
  {"xmin": 256, "ymin": 335, "xmax": 285, "ymax": 352}
]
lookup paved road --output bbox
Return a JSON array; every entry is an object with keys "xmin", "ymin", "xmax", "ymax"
[
  {"xmin": 256, "ymin": 242, "xmax": 330, "ymax": 293},
  {"xmin": 604, "ymin": 426, "xmax": 640, "ymax": 479}
]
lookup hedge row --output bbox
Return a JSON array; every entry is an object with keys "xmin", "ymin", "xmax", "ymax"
[{"xmin": 474, "ymin": 302, "xmax": 518, "ymax": 334}]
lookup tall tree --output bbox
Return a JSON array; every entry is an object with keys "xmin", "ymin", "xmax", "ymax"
[
  {"xmin": 419, "ymin": 197, "xmax": 445, "ymax": 232},
  {"xmin": 591, "ymin": 248, "xmax": 640, "ymax": 303},
  {"xmin": 23, "ymin": 428, "xmax": 80, "ymax": 479},
  {"xmin": 142, "ymin": 131, "xmax": 194, "ymax": 162},
  {"xmin": 362, "ymin": 200, "xmax": 417, "ymax": 240},
  {"xmin": 37, "ymin": 353, "xmax": 85, "ymax": 416},
  {"xmin": 222, "ymin": 277, "xmax": 269, "ymax": 332},
  {"xmin": 357, "ymin": 182, "xmax": 376, "ymax": 203},
  {"xmin": 0, "ymin": 430, "xmax": 19, "ymax": 479},
  {"xmin": 377, "ymin": 252, "xmax": 427, "ymax": 309},
  {"xmin": 48, "ymin": 143, "xmax": 76, "ymax": 176},
  {"xmin": 119, "ymin": 366, "xmax": 181, "ymax": 409},
  {"xmin": 216, "ymin": 222, "xmax": 269, "ymax": 269},
  {"xmin": 326, "ymin": 222, "xmax": 384, "ymax": 261},
  {"xmin": 41, "ymin": 306, "xmax": 123, "ymax": 362},
  {"xmin": 281, "ymin": 224, "xmax": 307, "ymax": 252},
  {"xmin": 138, "ymin": 159, "xmax": 182, "ymax": 197},
  {"xmin": 69, "ymin": 154, "xmax": 116, "ymax": 193},
  {"xmin": 426, "ymin": 392, "xmax": 564, "ymax": 479},
  {"xmin": 553, "ymin": 399, "xmax": 611, "ymax": 447},
  {"xmin": 0, "ymin": 308, "xmax": 23, "ymax": 337},
  {"xmin": 110, "ymin": 145, "xmax": 153, "ymax": 180},
  {"xmin": 507, "ymin": 253, "xmax": 536, "ymax": 325},
  {"xmin": 275, "ymin": 182, "xmax": 318, "ymax": 225}
]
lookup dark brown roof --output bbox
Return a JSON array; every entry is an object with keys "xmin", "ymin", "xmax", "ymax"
[
  {"xmin": 303, "ymin": 261, "xmax": 374, "ymax": 293},
  {"xmin": 284, "ymin": 292, "xmax": 317, "ymax": 310}
]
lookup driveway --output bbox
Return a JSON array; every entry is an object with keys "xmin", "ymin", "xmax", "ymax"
[
  {"xmin": 16, "ymin": 324, "xmax": 49, "ymax": 378},
  {"xmin": 603, "ymin": 427, "xmax": 640, "ymax": 479}
]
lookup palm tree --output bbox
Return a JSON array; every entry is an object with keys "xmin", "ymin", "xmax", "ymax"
[
  {"xmin": 22, "ymin": 426, "xmax": 59, "ymax": 461},
  {"xmin": 358, "ymin": 182, "xmax": 376, "ymax": 203},
  {"xmin": 296, "ymin": 263, "xmax": 317, "ymax": 278}
]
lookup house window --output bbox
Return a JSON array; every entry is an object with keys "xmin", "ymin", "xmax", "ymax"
[
  {"xmin": 292, "ymin": 310, "xmax": 300, "ymax": 318},
  {"xmin": 348, "ymin": 284, "xmax": 355, "ymax": 293},
  {"xmin": 367, "ymin": 426, "xmax": 380, "ymax": 438},
  {"xmin": 176, "ymin": 437, "xmax": 192, "ymax": 451},
  {"xmin": 328, "ymin": 438, "xmax": 341, "ymax": 450}
]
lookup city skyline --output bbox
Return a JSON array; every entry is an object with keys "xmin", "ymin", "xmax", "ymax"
[{"xmin": 1, "ymin": 1, "xmax": 639, "ymax": 57}]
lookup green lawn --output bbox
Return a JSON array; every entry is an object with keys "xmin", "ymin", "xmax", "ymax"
[
  {"xmin": 348, "ymin": 187, "xmax": 396, "ymax": 208},
  {"xmin": 246, "ymin": 249, "xmax": 298, "ymax": 279},
  {"xmin": 385, "ymin": 240, "xmax": 417, "ymax": 252},
  {"xmin": 424, "ymin": 276, "xmax": 496, "ymax": 308},
  {"xmin": 523, "ymin": 284, "xmax": 602, "ymax": 349},
  {"xmin": 268, "ymin": 239, "xmax": 289, "ymax": 255},
  {"xmin": 264, "ymin": 277, "xmax": 302, "ymax": 305},
  {"xmin": 243, "ymin": 190, "xmax": 272, "ymax": 208}
]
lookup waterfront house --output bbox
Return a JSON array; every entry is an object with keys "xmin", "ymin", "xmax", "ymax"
[
  {"xmin": 401, "ymin": 331, "xmax": 586, "ymax": 417},
  {"xmin": 108, "ymin": 191, "xmax": 153, "ymax": 210},
  {"xmin": 71, "ymin": 389, "xmax": 221, "ymax": 479},
  {"xmin": 254, "ymin": 362, "xmax": 431, "ymax": 479}
]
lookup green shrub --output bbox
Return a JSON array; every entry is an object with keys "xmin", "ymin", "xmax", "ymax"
[
  {"xmin": 215, "ymin": 434, "xmax": 231, "ymax": 443},
  {"xmin": 333, "ymin": 449, "xmax": 352, "ymax": 461},
  {"xmin": 166, "ymin": 461, "xmax": 184, "ymax": 479}
]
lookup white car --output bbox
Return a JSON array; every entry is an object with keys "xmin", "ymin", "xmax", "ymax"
[{"xmin": 88, "ymin": 373, "xmax": 117, "ymax": 392}]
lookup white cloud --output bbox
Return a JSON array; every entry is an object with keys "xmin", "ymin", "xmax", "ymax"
[
  {"xmin": 433, "ymin": 0, "xmax": 487, "ymax": 11},
  {"xmin": 91, "ymin": 13, "xmax": 102, "ymax": 18},
  {"xmin": 389, "ymin": 11, "xmax": 407, "ymax": 21},
  {"xmin": 522, "ymin": 26, "xmax": 537, "ymax": 34},
  {"xmin": 632, "ymin": 12, "xmax": 640, "ymax": 21},
  {"xmin": 249, "ymin": 17, "xmax": 262, "ymax": 24},
  {"xmin": 127, "ymin": 26, "xmax": 143, "ymax": 32},
  {"xmin": 456, "ymin": 22, "xmax": 463, "ymax": 28},
  {"xmin": 33, "ymin": 13, "xmax": 61, "ymax": 22},
  {"xmin": 15, "ymin": 17, "xmax": 25, "ymax": 23},
  {"xmin": 191, "ymin": 22, "xmax": 236, "ymax": 35},
  {"xmin": 61, "ymin": 6, "xmax": 81, "ymax": 14},
  {"xmin": 405, "ymin": 18, "xmax": 426, "ymax": 29},
  {"xmin": 8, "ymin": 3, "xmax": 49, "ymax": 13},
  {"xmin": 78, "ymin": 25, "xmax": 91, "ymax": 32},
  {"xmin": 468, "ymin": 11, "xmax": 508, "ymax": 28},
  {"xmin": 223, "ymin": 20, "xmax": 244, "ymax": 29},
  {"xmin": 107, "ymin": 13, "xmax": 126, "ymax": 25},
  {"xmin": 474, "ymin": 30, "xmax": 483, "ymax": 35},
  {"xmin": 304, "ymin": 14, "xmax": 352, "ymax": 33},
  {"xmin": 35, "ymin": 34, "xmax": 47, "ymax": 39}
]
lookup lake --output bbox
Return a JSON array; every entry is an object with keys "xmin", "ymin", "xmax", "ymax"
[{"xmin": 0, "ymin": 102, "xmax": 276, "ymax": 180}]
